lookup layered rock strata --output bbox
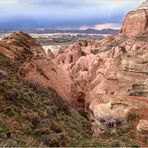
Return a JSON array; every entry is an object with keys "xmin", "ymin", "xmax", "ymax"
[{"xmin": 121, "ymin": 0, "xmax": 148, "ymax": 36}]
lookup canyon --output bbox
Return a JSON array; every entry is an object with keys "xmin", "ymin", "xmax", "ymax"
[{"xmin": 0, "ymin": 0, "xmax": 148, "ymax": 147}]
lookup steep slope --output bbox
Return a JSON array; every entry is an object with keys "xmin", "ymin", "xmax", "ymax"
[
  {"xmin": 0, "ymin": 32, "xmax": 72, "ymax": 101},
  {"xmin": 0, "ymin": 54, "xmax": 93, "ymax": 147},
  {"xmin": 0, "ymin": 32, "xmax": 99, "ymax": 147}
]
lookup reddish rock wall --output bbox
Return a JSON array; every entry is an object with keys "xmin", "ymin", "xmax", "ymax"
[{"xmin": 121, "ymin": 9, "xmax": 148, "ymax": 36}]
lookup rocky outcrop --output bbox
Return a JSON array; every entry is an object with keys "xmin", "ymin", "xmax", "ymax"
[
  {"xmin": 0, "ymin": 32, "xmax": 72, "ymax": 101},
  {"xmin": 137, "ymin": 120, "xmax": 148, "ymax": 139},
  {"xmin": 89, "ymin": 96, "xmax": 148, "ymax": 136},
  {"xmin": 90, "ymin": 96, "xmax": 148, "ymax": 118},
  {"xmin": 47, "ymin": 49, "xmax": 54, "ymax": 59},
  {"xmin": 53, "ymin": 25, "xmax": 148, "ymax": 143},
  {"xmin": 121, "ymin": 0, "xmax": 148, "ymax": 36},
  {"xmin": 54, "ymin": 32, "xmax": 148, "ymax": 106}
]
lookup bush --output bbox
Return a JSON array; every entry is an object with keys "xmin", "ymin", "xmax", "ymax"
[
  {"xmin": 128, "ymin": 84, "xmax": 145, "ymax": 97},
  {"xmin": 98, "ymin": 115, "xmax": 123, "ymax": 128},
  {"xmin": 126, "ymin": 113, "xmax": 139, "ymax": 122}
]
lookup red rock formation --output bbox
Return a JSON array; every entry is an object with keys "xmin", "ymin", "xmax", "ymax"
[
  {"xmin": 53, "ymin": 31, "xmax": 148, "ymax": 128},
  {"xmin": 0, "ymin": 32, "xmax": 72, "ymax": 101},
  {"xmin": 1, "ymin": 1, "xmax": 148, "ymax": 144},
  {"xmin": 52, "ymin": 3, "xmax": 148, "ymax": 139},
  {"xmin": 137, "ymin": 120, "xmax": 148, "ymax": 140},
  {"xmin": 47, "ymin": 49, "xmax": 54, "ymax": 59},
  {"xmin": 121, "ymin": 0, "xmax": 148, "ymax": 36}
]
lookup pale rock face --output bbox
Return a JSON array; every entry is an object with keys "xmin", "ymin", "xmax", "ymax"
[
  {"xmin": 90, "ymin": 96, "xmax": 148, "ymax": 120},
  {"xmin": 90, "ymin": 96, "xmax": 148, "ymax": 136},
  {"xmin": 135, "ymin": 0, "xmax": 148, "ymax": 10},
  {"xmin": 121, "ymin": 0, "xmax": 148, "ymax": 36},
  {"xmin": 137, "ymin": 120, "xmax": 148, "ymax": 139}
]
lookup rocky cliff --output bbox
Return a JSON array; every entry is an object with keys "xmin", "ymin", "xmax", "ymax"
[
  {"xmin": 53, "ymin": 32, "xmax": 148, "ymax": 146},
  {"xmin": 121, "ymin": 0, "xmax": 148, "ymax": 36},
  {"xmin": 53, "ymin": 2, "xmax": 148, "ymax": 145}
]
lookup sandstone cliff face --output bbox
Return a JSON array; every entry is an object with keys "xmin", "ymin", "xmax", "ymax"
[
  {"xmin": 53, "ymin": 30, "xmax": 148, "ymax": 144},
  {"xmin": 54, "ymin": 33, "xmax": 148, "ymax": 105},
  {"xmin": 50, "ymin": 1, "xmax": 148, "ymax": 142},
  {"xmin": 121, "ymin": 0, "xmax": 148, "ymax": 36},
  {"xmin": 0, "ymin": 32, "xmax": 72, "ymax": 101}
]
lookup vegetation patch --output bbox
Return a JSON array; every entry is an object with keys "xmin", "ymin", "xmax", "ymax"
[
  {"xmin": 128, "ymin": 84, "xmax": 145, "ymax": 97},
  {"xmin": 0, "ymin": 53, "xmax": 95, "ymax": 147}
]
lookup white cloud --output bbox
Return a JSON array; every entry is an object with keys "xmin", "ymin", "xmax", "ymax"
[
  {"xmin": 80, "ymin": 23, "xmax": 121, "ymax": 30},
  {"xmin": 0, "ymin": 0, "xmax": 17, "ymax": 4},
  {"xmin": 0, "ymin": 0, "xmax": 144, "ymax": 29}
]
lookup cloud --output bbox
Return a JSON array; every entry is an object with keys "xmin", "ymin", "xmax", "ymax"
[
  {"xmin": 20, "ymin": 0, "xmax": 143, "ymax": 9},
  {"xmin": 0, "ymin": 0, "xmax": 17, "ymax": 6},
  {"xmin": 80, "ymin": 23, "xmax": 121, "ymax": 30},
  {"xmin": 0, "ymin": 0, "xmax": 144, "ymax": 29},
  {"xmin": 0, "ymin": 0, "xmax": 17, "ymax": 3}
]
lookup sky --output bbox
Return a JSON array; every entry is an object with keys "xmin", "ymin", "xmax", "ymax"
[{"xmin": 0, "ymin": 0, "xmax": 144, "ymax": 30}]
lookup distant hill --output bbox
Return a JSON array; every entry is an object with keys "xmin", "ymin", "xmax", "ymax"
[
  {"xmin": 0, "ymin": 28, "xmax": 119, "ymax": 35},
  {"xmin": 30, "ymin": 28, "xmax": 119, "ymax": 35}
]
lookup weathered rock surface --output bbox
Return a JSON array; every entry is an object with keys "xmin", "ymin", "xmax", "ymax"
[
  {"xmin": 47, "ymin": 49, "xmax": 54, "ymax": 59},
  {"xmin": 88, "ymin": 95, "xmax": 148, "ymax": 138},
  {"xmin": 1, "ymin": 1, "xmax": 148, "ymax": 146},
  {"xmin": 54, "ymin": 32, "xmax": 148, "ymax": 108},
  {"xmin": 53, "ymin": 12, "xmax": 148, "ymax": 140},
  {"xmin": 91, "ymin": 96, "xmax": 148, "ymax": 119},
  {"xmin": 121, "ymin": 0, "xmax": 148, "ymax": 36},
  {"xmin": 0, "ymin": 32, "xmax": 72, "ymax": 101},
  {"xmin": 137, "ymin": 120, "xmax": 148, "ymax": 138}
]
